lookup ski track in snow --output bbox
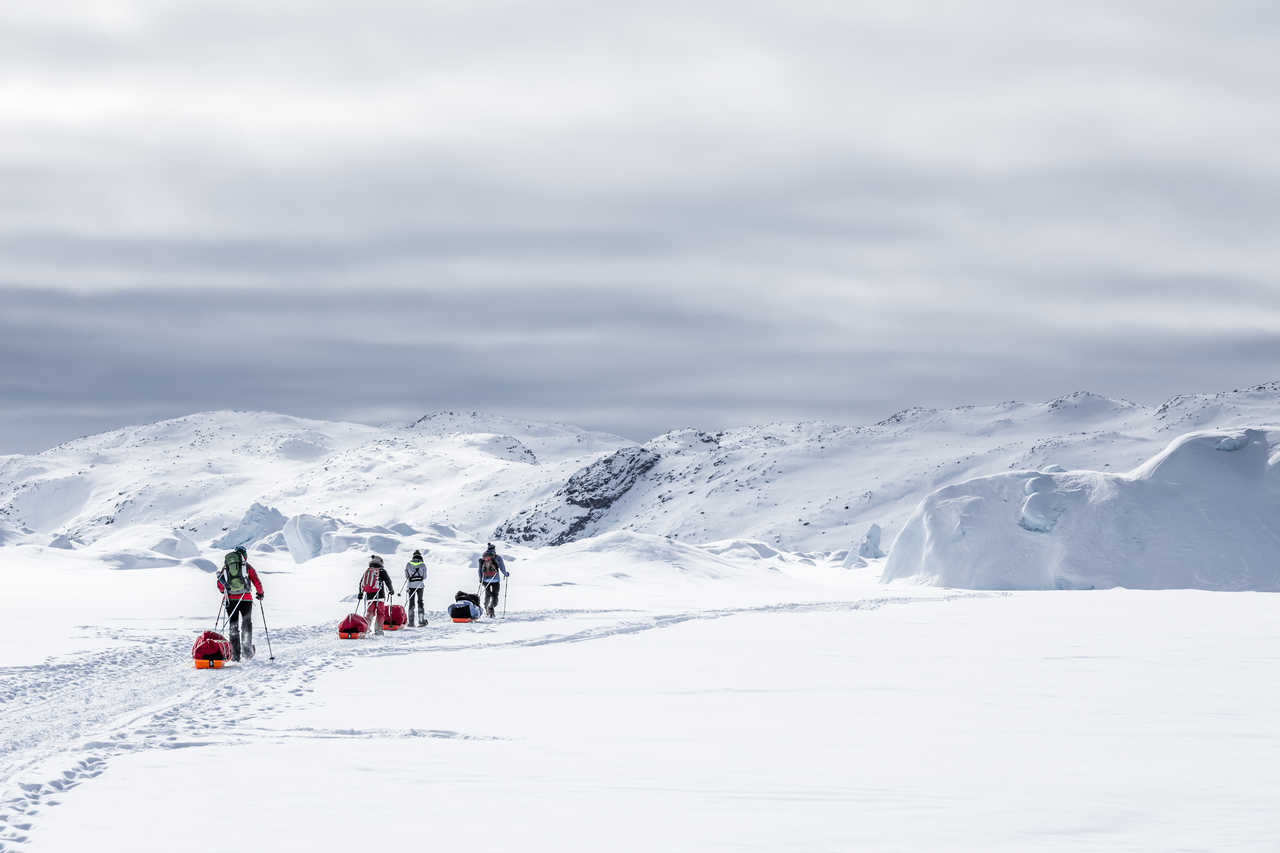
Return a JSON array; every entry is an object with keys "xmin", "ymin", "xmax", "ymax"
[{"xmin": 0, "ymin": 593, "xmax": 987, "ymax": 851}]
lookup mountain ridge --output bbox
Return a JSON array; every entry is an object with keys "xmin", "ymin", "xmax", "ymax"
[{"xmin": 2, "ymin": 383, "xmax": 1278, "ymax": 560}]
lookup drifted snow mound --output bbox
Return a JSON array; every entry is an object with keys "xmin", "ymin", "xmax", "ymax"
[
  {"xmin": 699, "ymin": 539, "xmax": 781, "ymax": 560},
  {"xmin": 883, "ymin": 429, "xmax": 1280, "ymax": 590},
  {"xmin": 858, "ymin": 524, "xmax": 885, "ymax": 559},
  {"xmin": 841, "ymin": 552, "xmax": 868, "ymax": 569},
  {"xmin": 280, "ymin": 513, "xmax": 404, "ymax": 563},
  {"xmin": 212, "ymin": 503, "xmax": 287, "ymax": 549},
  {"xmin": 553, "ymin": 530, "xmax": 745, "ymax": 580},
  {"xmin": 150, "ymin": 529, "xmax": 200, "ymax": 559},
  {"xmin": 282, "ymin": 514, "xmax": 341, "ymax": 563}
]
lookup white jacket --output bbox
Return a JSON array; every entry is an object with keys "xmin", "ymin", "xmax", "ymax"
[{"xmin": 404, "ymin": 559, "xmax": 427, "ymax": 590}]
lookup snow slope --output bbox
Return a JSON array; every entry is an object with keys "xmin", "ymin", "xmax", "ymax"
[
  {"xmin": 497, "ymin": 384, "xmax": 1280, "ymax": 552},
  {"xmin": 0, "ymin": 410, "xmax": 629, "ymax": 564},
  {"xmin": 884, "ymin": 427, "xmax": 1280, "ymax": 590}
]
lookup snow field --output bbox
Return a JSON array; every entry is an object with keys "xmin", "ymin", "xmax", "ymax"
[{"xmin": 19, "ymin": 589, "xmax": 1280, "ymax": 852}]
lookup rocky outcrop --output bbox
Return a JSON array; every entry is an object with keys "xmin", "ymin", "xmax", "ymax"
[{"xmin": 495, "ymin": 447, "xmax": 661, "ymax": 545}]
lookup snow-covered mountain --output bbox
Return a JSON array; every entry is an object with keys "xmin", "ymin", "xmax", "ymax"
[
  {"xmin": 495, "ymin": 383, "xmax": 1280, "ymax": 553},
  {"xmin": 2, "ymin": 382, "xmax": 1279, "ymax": 580},
  {"xmin": 0, "ymin": 410, "xmax": 629, "ymax": 566}
]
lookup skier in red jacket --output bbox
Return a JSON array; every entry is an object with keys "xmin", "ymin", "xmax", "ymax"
[
  {"xmin": 217, "ymin": 546, "xmax": 264, "ymax": 661},
  {"xmin": 357, "ymin": 554, "xmax": 395, "ymax": 635}
]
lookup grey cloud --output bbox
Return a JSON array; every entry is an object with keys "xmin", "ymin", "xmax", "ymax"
[
  {"xmin": 2, "ymin": 2, "xmax": 1279, "ymax": 449},
  {"xmin": 3, "ymin": 284, "xmax": 1279, "ymax": 453}
]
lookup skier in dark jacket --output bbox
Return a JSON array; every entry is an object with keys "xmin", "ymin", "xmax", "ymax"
[
  {"xmin": 477, "ymin": 543, "xmax": 509, "ymax": 618},
  {"xmin": 357, "ymin": 554, "xmax": 396, "ymax": 635},
  {"xmin": 404, "ymin": 549, "xmax": 428, "ymax": 627},
  {"xmin": 217, "ymin": 546, "xmax": 264, "ymax": 661}
]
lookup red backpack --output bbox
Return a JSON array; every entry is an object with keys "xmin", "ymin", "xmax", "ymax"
[
  {"xmin": 360, "ymin": 567, "xmax": 380, "ymax": 595},
  {"xmin": 480, "ymin": 555, "xmax": 500, "ymax": 582}
]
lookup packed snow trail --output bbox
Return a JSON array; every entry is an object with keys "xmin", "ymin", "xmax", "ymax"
[{"xmin": 0, "ymin": 594, "xmax": 982, "ymax": 851}]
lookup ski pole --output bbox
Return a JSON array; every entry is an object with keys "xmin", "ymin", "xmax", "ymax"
[
  {"xmin": 212, "ymin": 593, "xmax": 228, "ymax": 631},
  {"xmin": 257, "ymin": 597, "xmax": 275, "ymax": 661},
  {"xmin": 502, "ymin": 578, "xmax": 509, "ymax": 618}
]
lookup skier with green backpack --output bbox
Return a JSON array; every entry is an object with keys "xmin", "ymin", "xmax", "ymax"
[{"xmin": 217, "ymin": 546, "xmax": 265, "ymax": 661}]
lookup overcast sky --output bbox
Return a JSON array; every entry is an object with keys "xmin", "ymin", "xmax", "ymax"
[{"xmin": 2, "ymin": 1, "xmax": 1279, "ymax": 452}]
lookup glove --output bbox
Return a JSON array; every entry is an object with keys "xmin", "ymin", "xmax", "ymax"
[{"xmin": 256, "ymin": 593, "xmax": 264, "ymax": 601}]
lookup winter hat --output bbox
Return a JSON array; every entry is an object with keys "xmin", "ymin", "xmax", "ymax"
[
  {"xmin": 369, "ymin": 554, "xmax": 384, "ymax": 568},
  {"xmin": 411, "ymin": 549, "xmax": 422, "ymax": 559}
]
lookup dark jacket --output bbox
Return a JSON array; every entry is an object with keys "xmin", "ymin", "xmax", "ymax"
[{"xmin": 478, "ymin": 552, "xmax": 509, "ymax": 584}]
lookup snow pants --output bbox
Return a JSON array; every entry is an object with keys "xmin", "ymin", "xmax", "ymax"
[
  {"xmin": 406, "ymin": 588, "xmax": 425, "ymax": 626},
  {"xmin": 225, "ymin": 598, "xmax": 254, "ymax": 660},
  {"xmin": 364, "ymin": 597, "xmax": 388, "ymax": 634},
  {"xmin": 483, "ymin": 582, "xmax": 500, "ymax": 617}
]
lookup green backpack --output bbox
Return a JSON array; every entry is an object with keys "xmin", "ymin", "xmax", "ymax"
[{"xmin": 222, "ymin": 550, "xmax": 248, "ymax": 595}]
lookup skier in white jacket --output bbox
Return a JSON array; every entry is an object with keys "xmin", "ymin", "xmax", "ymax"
[{"xmin": 404, "ymin": 550, "xmax": 428, "ymax": 627}]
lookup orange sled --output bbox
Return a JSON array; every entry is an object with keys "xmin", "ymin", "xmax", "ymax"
[
  {"xmin": 338, "ymin": 612, "xmax": 370, "ymax": 639},
  {"xmin": 192, "ymin": 630, "xmax": 233, "ymax": 669},
  {"xmin": 451, "ymin": 617, "xmax": 474, "ymax": 623}
]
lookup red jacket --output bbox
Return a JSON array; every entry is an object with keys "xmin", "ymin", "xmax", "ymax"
[{"xmin": 218, "ymin": 564, "xmax": 264, "ymax": 601}]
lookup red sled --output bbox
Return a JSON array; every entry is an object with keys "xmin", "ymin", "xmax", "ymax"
[
  {"xmin": 384, "ymin": 604, "xmax": 407, "ymax": 631},
  {"xmin": 192, "ymin": 630, "xmax": 233, "ymax": 668},
  {"xmin": 451, "ymin": 617, "xmax": 474, "ymax": 623},
  {"xmin": 338, "ymin": 613, "xmax": 369, "ymax": 639}
]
